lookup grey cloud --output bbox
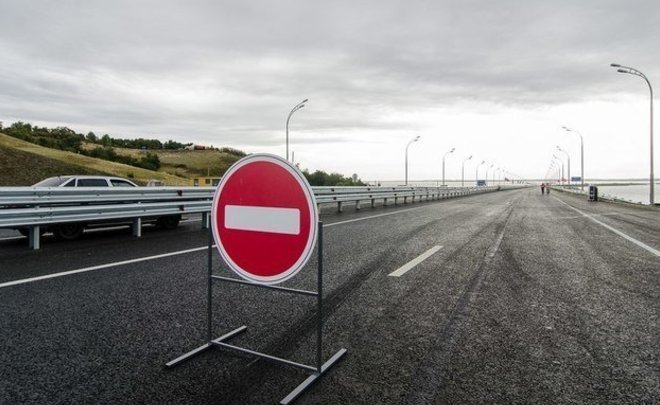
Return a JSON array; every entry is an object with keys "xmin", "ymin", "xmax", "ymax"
[{"xmin": 0, "ymin": 0, "xmax": 658, "ymax": 149}]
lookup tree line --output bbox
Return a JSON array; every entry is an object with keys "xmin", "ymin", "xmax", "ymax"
[
  {"xmin": 302, "ymin": 170, "xmax": 366, "ymax": 186},
  {"xmin": 2, "ymin": 121, "xmax": 191, "ymax": 150}
]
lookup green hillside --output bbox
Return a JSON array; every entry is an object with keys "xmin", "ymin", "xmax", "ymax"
[
  {"xmin": 0, "ymin": 144, "xmax": 108, "ymax": 186},
  {"xmin": 83, "ymin": 143, "xmax": 244, "ymax": 178},
  {"xmin": 0, "ymin": 133, "xmax": 189, "ymax": 186}
]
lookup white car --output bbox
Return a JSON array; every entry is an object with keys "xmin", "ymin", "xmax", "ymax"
[
  {"xmin": 33, "ymin": 175, "xmax": 139, "ymax": 188},
  {"xmin": 20, "ymin": 176, "xmax": 180, "ymax": 240}
]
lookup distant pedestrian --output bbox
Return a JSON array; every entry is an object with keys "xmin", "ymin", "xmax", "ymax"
[
  {"xmin": 546, "ymin": 186, "xmax": 550, "ymax": 195},
  {"xmin": 541, "ymin": 183, "xmax": 545, "ymax": 194}
]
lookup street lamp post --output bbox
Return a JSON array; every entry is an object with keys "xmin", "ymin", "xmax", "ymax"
[
  {"xmin": 556, "ymin": 165, "xmax": 561, "ymax": 183},
  {"xmin": 285, "ymin": 98, "xmax": 308, "ymax": 161},
  {"xmin": 550, "ymin": 161, "xmax": 556, "ymax": 183},
  {"xmin": 553, "ymin": 154, "xmax": 564, "ymax": 184},
  {"xmin": 563, "ymin": 126, "xmax": 584, "ymax": 190},
  {"xmin": 405, "ymin": 135, "xmax": 421, "ymax": 185},
  {"xmin": 549, "ymin": 162, "xmax": 557, "ymax": 184},
  {"xmin": 442, "ymin": 147, "xmax": 455, "ymax": 186},
  {"xmin": 611, "ymin": 63, "xmax": 654, "ymax": 205},
  {"xmin": 462, "ymin": 155, "xmax": 472, "ymax": 187},
  {"xmin": 485, "ymin": 164, "xmax": 494, "ymax": 186},
  {"xmin": 557, "ymin": 146, "xmax": 570, "ymax": 186},
  {"xmin": 476, "ymin": 160, "xmax": 486, "ymax": 186}
]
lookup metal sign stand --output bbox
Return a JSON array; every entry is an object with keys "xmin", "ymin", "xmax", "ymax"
[{"xmin": 166, "ymin": 221, "xmax": 347, "ymax": 404}]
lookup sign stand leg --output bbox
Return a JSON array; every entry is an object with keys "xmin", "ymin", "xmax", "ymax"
[
  {"xmin": 317, "ymin": 221, "xmax": 324, "ymax": 372},
  {"xmin": 207, "ymin": 224, "xmax": 213, "ymax": 343},
  {"xmin": 166, "ymin": 221, "xmax": 347, "ymax": 404}
]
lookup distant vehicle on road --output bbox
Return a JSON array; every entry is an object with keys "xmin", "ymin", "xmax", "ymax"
[{"xmin": 17, "ymin": 176, "xmax": 181, "ymax": 240}]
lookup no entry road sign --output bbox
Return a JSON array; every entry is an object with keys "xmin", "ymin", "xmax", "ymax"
[{"xmin": 211, "ymin": 153, "xmax": 319, "ymax": 285}]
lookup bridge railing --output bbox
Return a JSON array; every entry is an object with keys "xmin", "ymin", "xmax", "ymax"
[
  {"xmin": 314, "ymin": 185, "xmax": 500, "ymax": 211},
  {"xmin": 0, "ymin": 185, "xmax": 518, "ymax": 249}
]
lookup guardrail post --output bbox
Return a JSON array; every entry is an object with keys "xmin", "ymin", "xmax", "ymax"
[
  {"xmin": 394, "ymin": 197, "xmax": 398, "ymax": 205},
  {"xmin": 371, "ymin": 198, "xmax": 375, "ymax": 208},
  {"xmin": 383, "ymin": 197, "xmax": 388, "ymax": 206},
  {"xmin": 201, "ymin": 212, "xmax": 210, "ymax": 229},
  {"xmin": 132, "ymin": 218, "xmax": 142, "ymax": 237},
  {"xmin": 28, "ymin": 226, "xmax": 40, "ymax": 250},
  {"xmin": 337, "ymin": 201, "xmax": 343, "ymax": 213},
  {"xmin": 355, "ymin": 200, "xmax": 361, "ymax": 210}
]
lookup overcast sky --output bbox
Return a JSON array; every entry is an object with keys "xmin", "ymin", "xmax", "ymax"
[{"xmin": 1, "ymin": 0, "xmax": 658, "ymax": 182}]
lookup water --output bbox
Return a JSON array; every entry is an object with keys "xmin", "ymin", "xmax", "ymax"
[
  {"xmin": 548, "ymin": 181, "xmax": 657, "ymax": 205},
  {"xmin": 590, "ymin": 183, "xmax": 658, "ymax": 205}
]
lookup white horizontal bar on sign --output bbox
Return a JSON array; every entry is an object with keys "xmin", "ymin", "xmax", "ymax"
[{"xmin": 224, "ymin": 205, "xmax": 300, "ymax": 235}]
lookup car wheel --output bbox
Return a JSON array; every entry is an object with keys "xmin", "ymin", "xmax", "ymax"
[
  {"xmin": 157, "ymin": 215, "xmax": 180, "ymax": 230},
  {"xmin": 54, "ymin": 223, "xmax": 85, "ymax": 240}
]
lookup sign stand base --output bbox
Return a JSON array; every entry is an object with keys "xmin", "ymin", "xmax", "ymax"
[{"xmin": 166, "ymin": 221, "xmax": 347, "ymax": 404}]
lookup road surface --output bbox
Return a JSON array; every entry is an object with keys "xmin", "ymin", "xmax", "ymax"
[{"xmin": 0, "ymin": 187, "xmax": 658, "ymax": 404}]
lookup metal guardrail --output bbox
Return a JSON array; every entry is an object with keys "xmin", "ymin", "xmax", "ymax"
[
  {"xmin": 0, "ymin": 187, "xmax": 213, "ymax": 206},
  {"xmin": 313, "ymin": 185, "xmax": 500, "ymax": 211},
  {"xmin": 550, "ymin": 185, "xmax": 587, "ymax": 196},
  {"xmin": 0, "ymin": 185, "xmax": 520, "ymax": 249}
]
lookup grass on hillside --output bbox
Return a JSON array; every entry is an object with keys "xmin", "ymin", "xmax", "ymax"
[
  {"xmin": 82, "ymin": 143, "xmax": 242, "ymax": 177},
  {"xmin": 0, "ymin": 144, "xmax": 108, "ymax": 186},
  {"xmin": 0, "ymin": 133, "xmax": 189, "ymax": 186}
]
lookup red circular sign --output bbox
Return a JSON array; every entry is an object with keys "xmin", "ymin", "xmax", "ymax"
[{"xmin": 211, "ymin": 154, "xmax": 318, "ymax": 285}]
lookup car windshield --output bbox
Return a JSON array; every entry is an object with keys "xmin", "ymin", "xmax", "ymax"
[{"xmin": 33, "ymin": 177, "xmax": 72, "ymax": 187}]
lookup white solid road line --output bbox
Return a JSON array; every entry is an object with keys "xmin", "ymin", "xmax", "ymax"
[
  {"xmin": 0, "ymin": 236, "xmax": 25, "ymax": 241},
  {"xmin": 554, "ymin": 197, "xmax": 660, "ymax": 258},
  {"xmin": 1, "ymin": 205, "xmax": 434, "ymax": 288},
  {"xmin": 555, "ymin": 212, "xmax": 621, "ymax": 220},
  {"xmin": 0, "ymin": 246, "xmax": 210, "ymax": 289},
  {"xmin": 324, "ymin": 206, "xmax": 427, "ymax": 228},
  {"xmin": 388, "ymin": 245, "xmax": 443, "ymax": 277}
]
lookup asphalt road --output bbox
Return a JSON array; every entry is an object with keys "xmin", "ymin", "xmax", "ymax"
[{"xmin": 0, "ymin": 188, "xmax": 658, "ymax": 404}]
